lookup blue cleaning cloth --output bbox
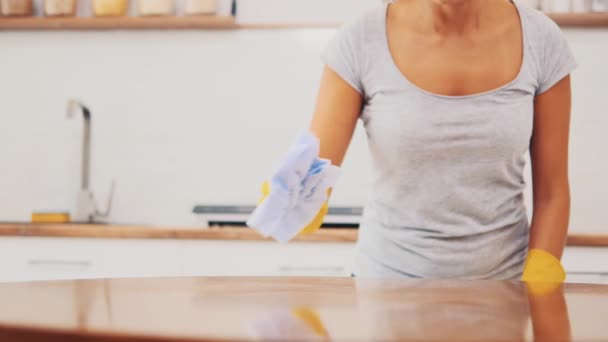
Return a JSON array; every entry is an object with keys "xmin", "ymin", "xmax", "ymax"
[{"xmin": 247, "ymin": 131, "xmax": 341, "ymax": 243}]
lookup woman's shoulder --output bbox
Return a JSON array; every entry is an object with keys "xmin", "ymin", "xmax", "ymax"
[
  {"xmin": 321, "ymin": 4, "xmax": 387, "ymax": 95},
  {"xmin": 515, "ymin": 1, "xmax": 576, "ymax": 94},
  {"xmin": 334, "ymin": 3, "xmax": 387, "ymax": 47},
  {"xmin": 516, "ymin": 2, "xmax": 564, "ymax": 41}
]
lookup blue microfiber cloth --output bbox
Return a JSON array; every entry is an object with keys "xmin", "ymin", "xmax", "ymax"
[{"xmin": 247, "ymin": 132, "xmax": 341, "ymax": 243}]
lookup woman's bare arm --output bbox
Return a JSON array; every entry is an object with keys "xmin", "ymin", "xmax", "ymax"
[
  {"xmin": 529, "ymin": 76, "xmax": 572, "ymax": 259},
  {"xmin": 309, "ymin": 66, "xmax": 363, "ymax": 166}
]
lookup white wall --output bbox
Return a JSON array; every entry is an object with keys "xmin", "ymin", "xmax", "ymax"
[
  {"xmin": 563, "ymin": 29, "xmax": 608, "ymax": 233},
  {"xmin": 0, "ymin": 27, "xmax": 606, "ymax": 233}
]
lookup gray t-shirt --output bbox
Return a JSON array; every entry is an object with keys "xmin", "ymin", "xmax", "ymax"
[{"xmin": 321, "ymin": 1, "xmax": 577, "ymax": 279}]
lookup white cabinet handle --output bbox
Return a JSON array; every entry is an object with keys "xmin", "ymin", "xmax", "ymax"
[
  {"xmin": 27, "ymin": 259, "xmax": 92, "ymax": 268},
  {"xmin": 279, "ymin": 266, "xmax": 344, "ymax": 272},
  {"xmin": 567, "ymin": 271, "xmax": 608, "ymax": 276}
]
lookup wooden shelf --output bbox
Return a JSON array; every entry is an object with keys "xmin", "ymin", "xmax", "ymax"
[
  {"xmin": 239, "ymin": 14, "xmax": 608, "ymax": 28},
  {"xmin": 0, "ymin": 12, "xmax": 606, "ymax": 31},
  {"xmin": 548, "ymin": 12, "xmax": 608, "ymax": 27},
  {"xmin": 0, "ymin": 16, "xmax": 238, "ymax": 30}
]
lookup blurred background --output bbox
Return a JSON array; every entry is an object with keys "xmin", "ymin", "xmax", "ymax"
[{"xmin": 0, "ymin": 0, "xmax": 606, "ymax": 235}]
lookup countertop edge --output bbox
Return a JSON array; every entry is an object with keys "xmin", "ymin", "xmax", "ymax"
[
  {"xmin": 0, "ymin": 223, "xmax": 357, "ymax": 243},
  {"xmin": 0, "ymin": 223, "xmax": 606, "ymax": 246}
]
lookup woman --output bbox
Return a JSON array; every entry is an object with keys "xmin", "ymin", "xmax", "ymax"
[{"xmin": 310, "ymin": 0, "xmax": 575, "ymax": 279}]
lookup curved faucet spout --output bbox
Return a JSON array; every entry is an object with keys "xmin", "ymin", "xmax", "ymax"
[{"xmin": 67, "ymin": 99, "xmax": 91, "ymax": 190}]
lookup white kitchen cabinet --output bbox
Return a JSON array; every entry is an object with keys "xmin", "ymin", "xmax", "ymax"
[
  {"xmin": 0, "ymin": 237, "xmax": 185, "ymax": 282},
  {"xmin": 179, "ymin": 240, "xmax": 355, "ymax": 277},
  {"xmin": 565, "ymin": 272, "xmax": 608, "ymax": 284},
  {"xmin": 1, "ymin": 237, "xmax": 606, "ymax": 282},
  {"xmin": 0, "ymin": 237, "xmax": 356, "ymax": 282},
  {"xmin": 562, "ymin": 247, "xmax": 608, "ymax": 284}
]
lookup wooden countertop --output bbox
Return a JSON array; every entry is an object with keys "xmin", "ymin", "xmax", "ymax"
[
  {"xmin": 0, "ymin": 276, "xmax": 606, "ymax": 341},
  {"xmin": 1, "ymin": 223, "xmax": 607, "ymax": 246},
  {"xmin": 0, "ymin": 223, "xmax": 355, "ymax": 243}
]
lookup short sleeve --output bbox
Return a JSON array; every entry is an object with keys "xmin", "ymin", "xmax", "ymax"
[
  {"xmin": 321, "ymin": 21, "xmax": 364, "ymax": 95},
  {"xmin": 536, "ymin": 17, "xmax": 577, "ymax": 94}
]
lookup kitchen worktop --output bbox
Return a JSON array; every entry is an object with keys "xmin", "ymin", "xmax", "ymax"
[
  {"xmin": 0, "ymin": 223, "xmax": 355, "ymax": 242},
  {"xmin": 0, "ymin": 277, "xmax": 606, "ymax": 341},
  {"xmin": 1, "ymin": 223, "xmax": 608, "ymax": 246}
]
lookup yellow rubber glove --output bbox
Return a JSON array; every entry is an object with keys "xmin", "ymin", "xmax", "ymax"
[
  {"xmin": 258, "ymin": 181, "xmax": 328, "ymax": 235},
  {"xmin": 522, "ymin": 249, "xmax": 566, "ymax": 295}
]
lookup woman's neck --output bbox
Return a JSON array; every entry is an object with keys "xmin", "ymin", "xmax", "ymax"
[{"xmin": 413, "ymin": 0, "xmax": 490, "ymax": 36}]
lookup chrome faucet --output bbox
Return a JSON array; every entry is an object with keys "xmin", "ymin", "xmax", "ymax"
[{"xmin": 67, "ymin": 99, "xmax": 114, "ymax": 223}]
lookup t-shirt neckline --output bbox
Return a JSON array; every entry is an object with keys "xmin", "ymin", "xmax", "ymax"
[{"xmin": 380, "ymin": 0, "xmax": 529, "ymax": 100}]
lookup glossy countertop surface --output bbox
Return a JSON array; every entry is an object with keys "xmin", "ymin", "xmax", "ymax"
[{"xmin": 0, "ymin": 277, "xmax": 606, "ymax": 341}]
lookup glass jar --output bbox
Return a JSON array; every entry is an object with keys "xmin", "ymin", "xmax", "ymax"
[
  {"xmin": 520, "ymin": 0, "xmax": 540, "ymax": 9},
  {"xmin": 137, "ymin": 0, "xmax": 173, "ymax": 16},
  {"xmin": 1, "ymin": 0, "xmax": 34, "ymax": 16},
  {"xmin": 592, "ymin": 0, "xmax": 608, "ymax": 11},
  {"xmin": 93, "ymin": 0, "xmax": 129, "ymax": 16},
  {"xmin": 540, "ymin": 0, "xmax": 571, "ymax": 12},
  {"xmin": 572, "ymin": 0, "xmax": 593, "ymax": 12},
  {"xmin": 44, "ymin": 0, "xmax": 77, "ymax": 16},
  {"xmin": 184, "ymin": 0, "xmax": 217, "ymax": 15}
]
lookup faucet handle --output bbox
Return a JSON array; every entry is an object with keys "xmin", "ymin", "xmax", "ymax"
[{"xmin": 94, "ymin": 180, "xmax": 115, "ymax": 219}]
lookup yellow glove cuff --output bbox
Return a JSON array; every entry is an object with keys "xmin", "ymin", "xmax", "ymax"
[
  {"xmin": 258, "ymin": 181, "xmax": 328, "ymax": 235},
  {"xmin": 522, "ymin": 249, "xmax": 566, "ymax": 283},
  {"xmin": 522, "ymin": 249, "xmax": 566, "ymax": 296}
]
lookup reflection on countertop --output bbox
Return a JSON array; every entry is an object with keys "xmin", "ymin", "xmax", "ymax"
[{"xmin": 0, "ymin": 277, "xmax": 606, "ymax": 341}]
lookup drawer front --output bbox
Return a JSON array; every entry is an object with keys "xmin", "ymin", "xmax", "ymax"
[
  {"xmin": 271, "ymin": 242, "xmax": 354, "ymax": 276},
  {"xmin": 566, "ymin": 272, "xmax": 608, "ymax": 285},
  {"xmin": 1, "ymin": 237, "xmax": 97, "ymax": 282},
  {"xmin": 562, "ymin": 247, "xmax": 608, "ymax": 274},
  {"xmin": 180, "ymin": 241, "xmax": 289, "ymax": 276},
  {"xmin": 90, "ymin": 239, "xmax": 184, "ymax": 279},
  {"xmin": 18, "ymin": 259, "xmax": 94, "ymax": 281},
  {"xmin": 180, "ymin": 241, "xmax": 356, "ymax": 277},
  {"xmin": 562, "ymin": 247, "xmax": 608, "ymax": 285},
  {"xmin": 0, "ymin": 237, "xmax": 184, "ymax": 282}
]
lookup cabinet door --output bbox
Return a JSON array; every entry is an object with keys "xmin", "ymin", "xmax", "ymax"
[
  {"xmin": 1, "ymin": 237, "xmax": 357, "ymax": 280},
  {"xmin": 566, "ymin": 272, "xmax": 607, "ymax": 284},
  {"xmin": 1, "ymin": 237, "xmax": 97, "ymax": 282},
  {"xmin": 179, "ymin": 240, "xmax": 290, "ymax": 276},
  {"xmin": 0, "ymin": 237, "xmax": 184, "ymax": 282},
  {"xmin": 0, "ymin": 238, "xmax": 15, "ymax": 280},
  {"xmin": 562, "ymin": 247, "xmax": 608, "ymax": 273},
  {"xmin": 271, "ymin": 242, "xmax": 355, "ymax": 276},
  {"xmin": 180, "ymin": 240, "xmax": 356, "ymax": 276},
  {"xmin": 563, "ymin": 247, "xmax": 608, "ymax": 284},
  {"xmin": 90, "ymin": 238, "xmax": 184, "ymax": 279}
]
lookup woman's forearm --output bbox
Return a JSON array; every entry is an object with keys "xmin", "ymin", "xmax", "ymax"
[
  {"xmin": 310, "ymin": 66, "xmax": 362, "ymax": 167},
  {"xmin": 528, "ymin": 191, "xmax": 570, "ymax": 259},
  {"xmin": 528, "ymin": 76, "xmax": 572, "ymax": 261}
]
